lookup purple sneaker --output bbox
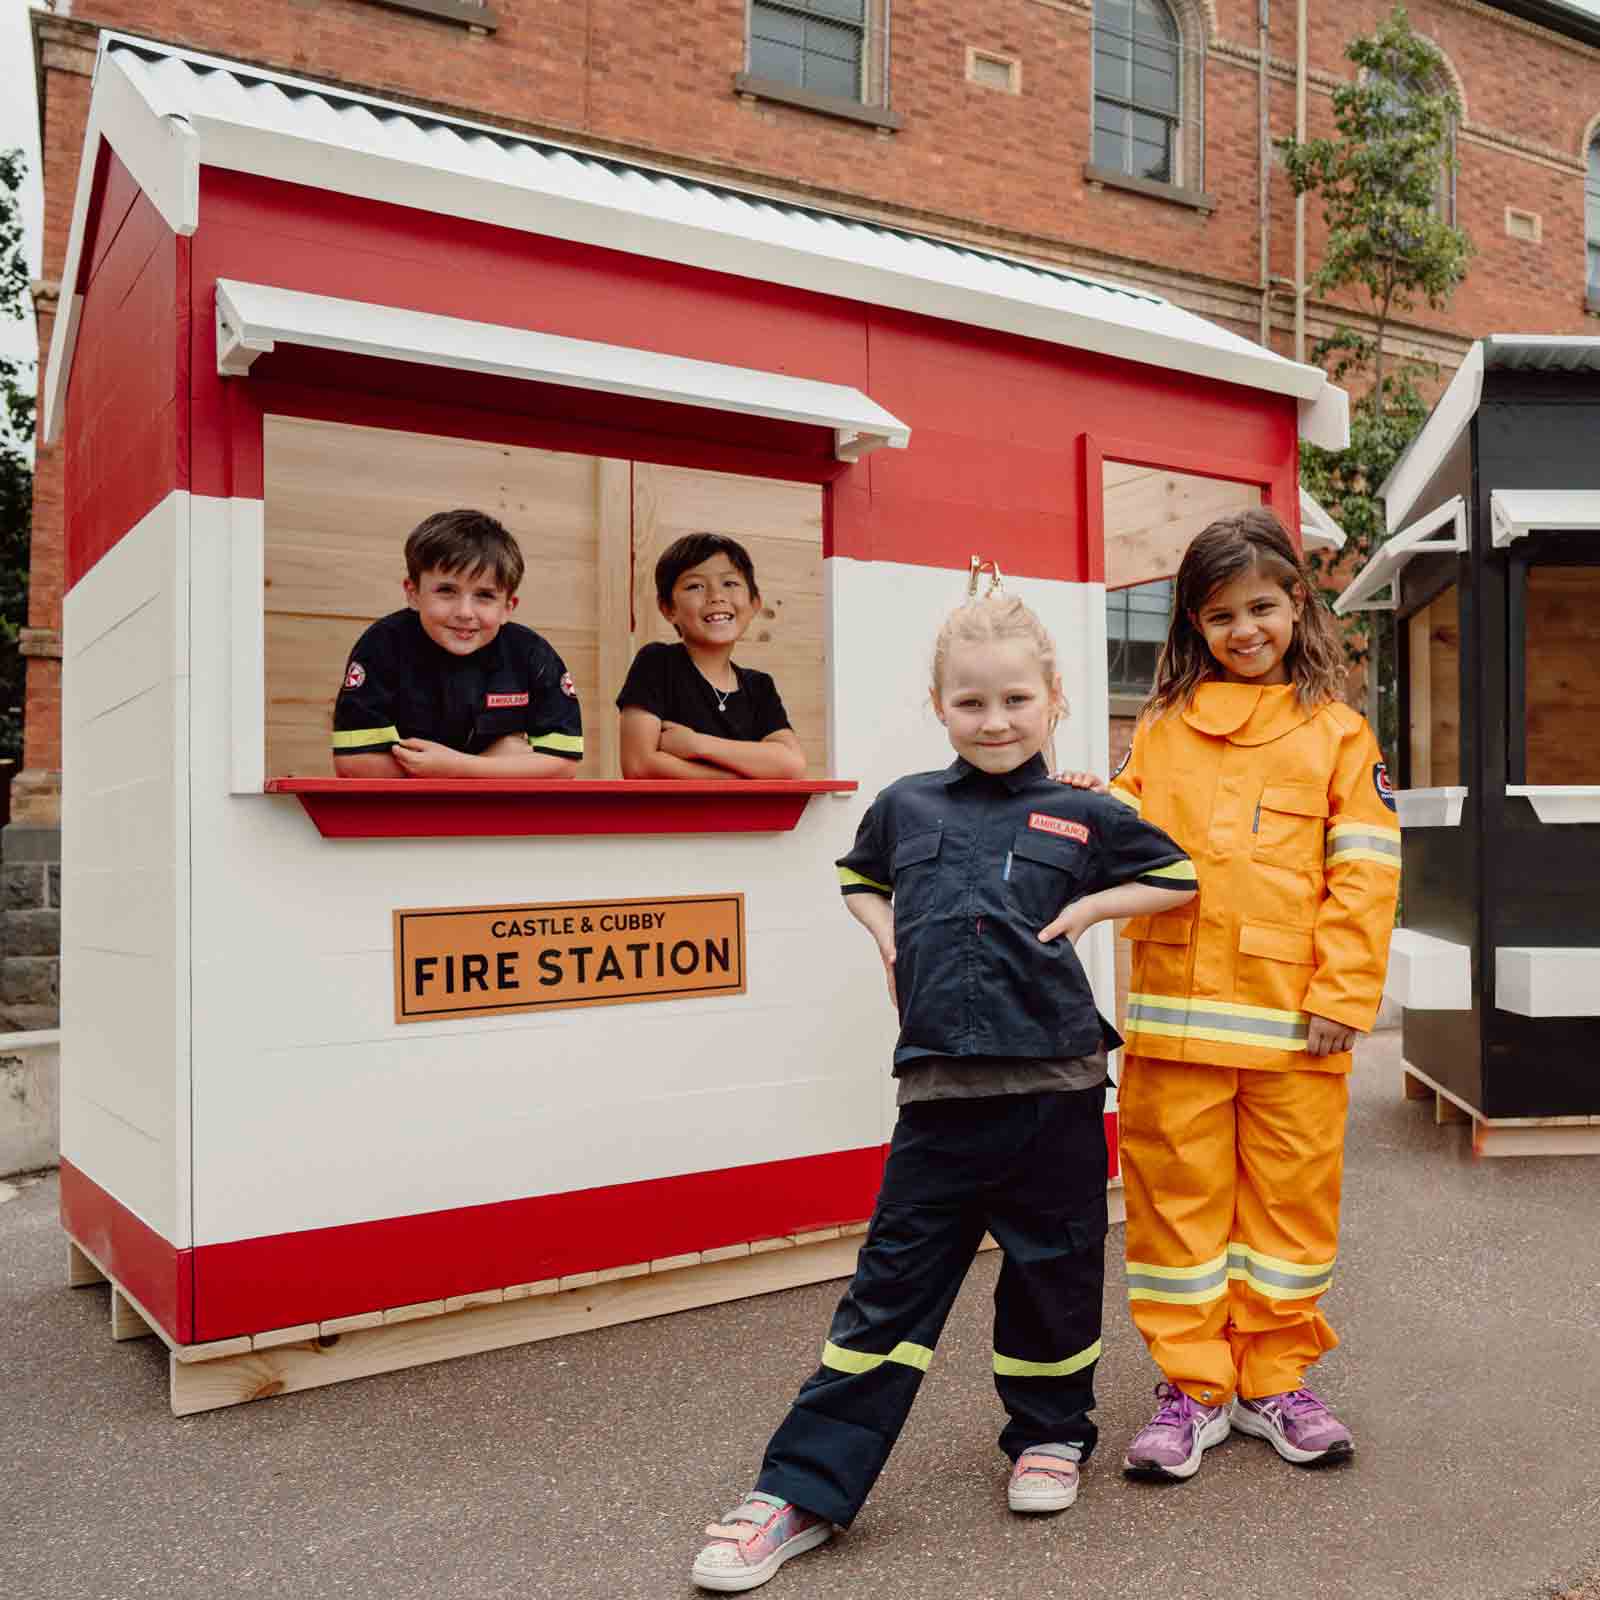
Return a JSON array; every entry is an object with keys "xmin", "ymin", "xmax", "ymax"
[
  {"xmin": 1232, "ymin": 1387, "xmax": 1354, "ymax": 1465},
  {"xmin": 1123, "ymin": 1381, "xmax": 1231, "ymax": 1480},
  {"xmin": 691, "ymin": 1491, "xmax": 832, "ymax": 1592}
]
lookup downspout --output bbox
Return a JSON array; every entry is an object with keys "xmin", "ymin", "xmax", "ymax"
[
  {"xmin": 1294, "ymin": 0, "xmax": 1308, "ymax": 362},
  {"xmin": 1258, "ymin": 0, "xmax": 1271, "ymax": 345}
]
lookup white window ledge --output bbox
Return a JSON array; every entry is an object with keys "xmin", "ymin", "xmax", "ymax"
[
  {"xmin": 1386, "ymin": 928, "xmax": 1473, "ymax": 1011},
  {"xmin": 1394, "ymin": 786, "xmax": 1467, "ymax": 828},
  {"xmin": 1506, "ymin": 786, "xmax": 1600, "ymax": 824},
  {"xmin": 1334, "ymin": 497, "xmax": 1465, "ymax": 615},
  {"xmin": 1497, "ymin": 947, "xmax": 1600, "ymax": 1017},
  {"xmin": 1489, "ymin": 489, "xmax": 1600, "ymax": 547}
]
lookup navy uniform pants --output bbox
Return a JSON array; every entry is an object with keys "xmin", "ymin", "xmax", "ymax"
[{"xmin": 756, "ymin": 1086, "xmax": 1108, "ymax": 1527}]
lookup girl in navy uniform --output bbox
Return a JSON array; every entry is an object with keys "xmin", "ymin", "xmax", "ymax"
[{"xmin": 690, "ymin": 573, "xmax": 1198, "ymax": 1593}]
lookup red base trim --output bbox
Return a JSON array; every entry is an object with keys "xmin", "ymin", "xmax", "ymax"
[
  {"xmin": 264, "ymin": 778, "xmax": 858, "ymax": 838},
  {"xmin": 59, "ymin": 1160, "xmax": 193, "ymax": 1343},
  {"xmin": 190, "ymin": 1146, "xmax": 889, "ymax": 1342}
]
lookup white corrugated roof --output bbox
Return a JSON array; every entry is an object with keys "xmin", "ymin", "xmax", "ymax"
[{"xmin": 45, "ymin": 32, "xmax": 1348, "ymax": 450}]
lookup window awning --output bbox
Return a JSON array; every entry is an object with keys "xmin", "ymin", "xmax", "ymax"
[
  {"xmin": 1333, "ymin": 496, "xmax": 1465, "ymax": 615},
  {"xmin": 1489, "ymin": 489, "xmax": 1600, "ymax": 547},
  {"xmin": 1299, "ymin": 487, "xmax": 1346, "ymax": 552},
  {"xmin": 214, "ymin": 280, "xmax": 910, "ymax": 462}
]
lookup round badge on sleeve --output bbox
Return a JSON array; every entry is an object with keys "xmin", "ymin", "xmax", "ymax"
[
  {"xmin": 343, "ymin": 661, "xmax": 366, "ymax": 690},
  {"xmin": 1373, "ymin": 761, "xmax": 1396, "ymax": 811},
  {"xmin": 560, "ymin": 671, "xmax": 576, "ymax": 698}
]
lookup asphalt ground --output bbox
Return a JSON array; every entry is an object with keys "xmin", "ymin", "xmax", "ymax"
[{"xmin": 4, "ymin": 1028, "xmax": 1598, "ymax": 1600}]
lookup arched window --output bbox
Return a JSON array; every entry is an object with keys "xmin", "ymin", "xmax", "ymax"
[
  {"xmin": 1092, "ymin": 0, "xmax": 1184, "ymax": 185},
  {"xmin": 1587, "ymin": 135, "xmax": 1600, "ymax": 303},
  {"xmin": 1381, "ymin": 57, "xmax": 1459, "ymax": 224}
]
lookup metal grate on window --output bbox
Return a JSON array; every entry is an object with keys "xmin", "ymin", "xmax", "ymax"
[
  {"xmin": 748, "ymin": 0, "xmax": 890, "ymax": 106},
  {"xmin": 1091, "ymin": 0, "xmax": 1202, "ymax": 189},
  {"xmin": 1106, "ymin": 578, "xmax": 1174, "ymax": 696}
]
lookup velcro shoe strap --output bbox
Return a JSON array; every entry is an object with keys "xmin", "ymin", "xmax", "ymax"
[{"xmin": 1015, "ymin": 1450, "xmax": 1081, "ymax": 1480}]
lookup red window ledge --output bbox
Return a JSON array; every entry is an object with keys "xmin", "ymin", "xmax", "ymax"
[{"xmin": 264, "ymin": 778, "xmax": 859, "ymax": 838}]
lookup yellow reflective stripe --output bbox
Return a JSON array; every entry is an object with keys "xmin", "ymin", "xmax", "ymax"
[
  {"xmin": 331, "ymin": 726, "xmax": 399, "ymax": 749},
  {"xmin": 1128, "ymin": 1282, "xmax": 1231, "ymax": 1305},
  {"xmin": 1227, "ymin": 1265, "xmax": 1334, "ymax": 1301},
  {"xmin": 994, "ymin": 1337, "xmax": 1102, "ymax": 1378},
  {"xmin": 1126, "ymin": 1018, "xmax": 1309, "ymax": 1052},
  {"xmin": 1109, "ymin": 785, "xmax": 1141, "ymax": 814},
  {"xmin": 821, "ymin": 1339, "xmax": 933, "ymax": 1374},
  {"xmin": 1230, "ymin": 1241, "xmax": 1336, "ymax": 1277},
  {"xmin": 1127, "ymin": 992, "xmax": 1308, "ymax": 1025},
  {"xmin": 1327, "ymin": 820, "xmax": 1401, "ymax": 844},
  {"xmin": 529, "ymin": 732, "xmax": 584, "ymax": 754},
  {"xmin": 1125, "ymin": 1251, "xmax": 1228, "ymax": 1282},
  {"xmin": 838, "ymin": 866, "xmax": 891, "ymax": 893},
  {"xmin": 1142, "ymin": 859, "xmax": 1196, "ymax": 882},
  {"xmin": 1325, "ymin": 846, "xmax": 1403, "ymax": 869}
]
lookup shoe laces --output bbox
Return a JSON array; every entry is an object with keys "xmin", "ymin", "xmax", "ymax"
[
  {"xmin": 1276, "ymin": 1387, "xmax": 1331, "ymax": 1421},
  {"xmin": 1151, "ymin": 1380, "xmax": 1205, "ymax": 1427}
]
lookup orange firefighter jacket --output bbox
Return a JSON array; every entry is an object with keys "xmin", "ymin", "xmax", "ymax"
[{"xmin": 1110, "ymin": 681, "xmax": 1401, "ymax": 1074}]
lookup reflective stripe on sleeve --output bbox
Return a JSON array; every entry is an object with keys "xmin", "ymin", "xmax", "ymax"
[
  {"xmin": 1139, "ymin": 859, "xmax": 1197, "ymax": 884},
  {"xmin": 1125, "ymin": 993, "xmax": 1310, "ymax": 1052},
  {"xmin": 1126, "ymin": 1249, "xmax": 1229, "ymax": 1304},
  {"xmin": 1108, "ymin": 785, "xmax": 1141, "ymax": 815},
  {"xmin": 331, "ymin": 726, "xmax": 400, "ymax": 749},
  {"xmin": 838, "ymin": 866, "xmax": 891, "ymax": 894},
  {"xmin": 821, "ymin": 1338, "xmax": 934, "ymax": 1375},
  {"xmin": 1227, "ymin": 1242, "xmax": 1335, "ymax": 1300},
  {"xmin": 993, "ymin": 1337, "xmax": 1102, "ymax": 1378},
  {"xmin": 529, "ymin": 732, "xmax": 584, "ymax": 755},
  {"xmin": 1325, "ymin": 822, "xmax": 1402, "ymax": 868}
]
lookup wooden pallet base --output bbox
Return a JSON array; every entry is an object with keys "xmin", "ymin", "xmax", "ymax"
[{"xmin": 1401, "ymin": 1064, "xmax": 1600, "ymax": 1157}]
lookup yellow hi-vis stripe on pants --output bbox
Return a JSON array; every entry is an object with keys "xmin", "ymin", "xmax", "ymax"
[
  {"xmin": 1125, "ymin": 1249, "xmax": 1229, "ymax": 1304},
  {"xmin": 1226, "ymin": 1242, "xmax": 1335, "ymax": 1300},
  {"xmin": 993, "ymin": 1338, "xmax": 1103, "ymax": 1377},
  {"xmin": 821, "ymin": 1339, "xmax": 934, "ymax": 1374},
  {"xmin": 1125, "ymin": 994, "xmax": 1311, "ymax": 1052}
]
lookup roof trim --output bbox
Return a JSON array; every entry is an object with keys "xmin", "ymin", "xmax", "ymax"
[
  {"xmin": 214, "ymin": 279, "xmax": 910, "ymax": 460},
  {"xmin": 45, "ymin": 33, "xmax": 1346, "ymax": 448},
  {"xmin": 1379, "ymin": 346, "xmax": 1483, "ymax": 535},
  {"xmin": 1298, "ymin": 485, "xmax": 1347, "ymax": 551}
]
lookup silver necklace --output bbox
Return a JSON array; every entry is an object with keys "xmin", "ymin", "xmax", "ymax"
[{"xmin": 711, "ymin": 681, "xmax": 736, "ymax": 714}]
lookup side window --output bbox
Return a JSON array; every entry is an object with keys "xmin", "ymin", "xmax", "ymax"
[
  {"xmin": 1380, "ymin": 57, "xmax": 1460, "ymax": 225},
  {"xmin": 1106, "ymin": 578, "xmax": 1174, "ymax": 703},
  {"xmin": 1587, "ymin": 134, "xmax": 1600, "ymax": 306},
  {"xmin": 1091, "ymin": 0, "xmax": 1202, "ymax": 191},
  {"xmin": 747, "ymin": 0, "xmax": 890, "ymax": 109}
]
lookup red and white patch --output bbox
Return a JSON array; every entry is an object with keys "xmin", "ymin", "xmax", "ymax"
[
  {"xmin": 1028, "ymin": 813, "xmax": 1090, "ymax": 844},
  {"xmin": 343, "ymin": 661, "xmax": 366, "ymax": 690},
  {"xmin": 560, "ymin": 672, "xmax": 576, "ymax": 698},
  {"xmin": 485, "ymin": 692, "xmax": 529, "ymax": 709}
]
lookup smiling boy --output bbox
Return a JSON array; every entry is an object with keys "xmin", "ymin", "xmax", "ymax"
[
  {"xmin": 332, "ymin": 509, "xmax": 583, "ymax": 778},
  {"xmin": 616, "ymin": 533, "xmax": 806, "ymax": 780}
]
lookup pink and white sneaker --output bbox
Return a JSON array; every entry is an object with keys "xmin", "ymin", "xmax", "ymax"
[
  {"xmin": 1007, "ymin": 1443, "xmax": 1082, "ymax": 1513},
  {"xmin": 1232, "ymin": 1387, "xmax": 1354, "ymax": 1465},
  {"xmin": 691, "ymin": 1491, "xmax": 832, "ymax": 1592}
]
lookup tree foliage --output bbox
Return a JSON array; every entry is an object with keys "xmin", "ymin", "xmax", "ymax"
[
  {"xmin": 1277, "ymin": 8, "xmax": 1473, "ymax": 748},
  {"xmin": 1, "ymin": 147, "xmax": 34, "ymax": 764}
]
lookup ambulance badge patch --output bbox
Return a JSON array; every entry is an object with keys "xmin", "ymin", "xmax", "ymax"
[
  {"xmin": 485, "ymin": 692, "xmax": 529, "ymax": 709},
  {"xmin": 560, "ymin": 672, "xmax": 576, "ymax": 698},
  {"xmin": 1028, "ymin": 813, "xmax": 1090, "ymax": 843},
  {"xmin": 343, "ymin": 661, "xmax": 366, "ymax": 690},
  {"xmin": 1373, "ymin": 762, "xmax": 1395, "ymax": 811}
]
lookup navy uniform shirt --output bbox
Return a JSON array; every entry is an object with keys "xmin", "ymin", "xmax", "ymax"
[
  {"xmin": 837, "ymin": 754, "xmax": 1195, "ymax": 1065},
  {"xmin": 332, "ymin": 610, "xmax": 584, "ymax": 763}
]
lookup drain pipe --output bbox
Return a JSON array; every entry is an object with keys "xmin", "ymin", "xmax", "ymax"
[
  {"xmin": 1294, "ymin": 0, "xmax": 1308, "ymax": 362},
  {"xmin": 1258, "ymin": 0, "xmax": 1272, "ymax": 346}
]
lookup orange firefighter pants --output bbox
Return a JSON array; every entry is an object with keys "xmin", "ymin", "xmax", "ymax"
[{"xmin": 1118, "ymin": 1055, "xmax": 1349, "ymax": 1405}]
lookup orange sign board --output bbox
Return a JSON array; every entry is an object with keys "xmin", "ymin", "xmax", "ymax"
[{"xmin": 393, "ymin": 894, "xmax": 746, "ymax": 1023}]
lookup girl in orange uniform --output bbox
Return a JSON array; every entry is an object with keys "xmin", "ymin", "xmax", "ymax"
[{"xmin": 1072, "ymin": 508, "xmax": 1400, "ymax": 1478}]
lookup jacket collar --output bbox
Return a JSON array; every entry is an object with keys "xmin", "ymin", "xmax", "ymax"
[
  {"xmin": 1181, "ymin": 681, "xmax": 1311, "ymax": 746},
  {"xmin": 942, "ymin": 753, "xmax": 1049, "ymax": 792}
]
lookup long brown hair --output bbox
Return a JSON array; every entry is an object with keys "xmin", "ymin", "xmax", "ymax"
[{"xmin": 1144, "ymin": 507, "xmax": 1346, "ymax": 717}]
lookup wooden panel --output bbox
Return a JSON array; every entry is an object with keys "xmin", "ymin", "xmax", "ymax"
[
  {"xmin": 632, "ymin": 464, "xmax": 827, "ymax": 774},
  {"xmin": 1524, "ymin": 566, "xmax": 1600, "ymax": 785},
  {"xmin": 1102, "ymin": 464, "xmax": 1262, "ymax": 591},
  {"xmin": 263, "ymin": 417, "xmax": 607, "ymax": 778},
  {"xmin": 1407, "ymin": 589, "xmax": 1460, "ymax": 788}
]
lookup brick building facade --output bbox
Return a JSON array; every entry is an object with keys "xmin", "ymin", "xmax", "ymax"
[{"xmin": 8, "ymin": 0, "xmax": 1600, "ymax": 1027}]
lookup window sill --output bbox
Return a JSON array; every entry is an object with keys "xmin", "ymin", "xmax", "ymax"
[
  {"xmin": 361, "ymin": 0, "xmax": 498, "ymax": 29},
  {"xmin": 263, "ymin": 778, "xmax": 859, "ymax": 838},
  {"xmin": 1082, "ymin": 165, "xmax": 1215, "ymax": 214},
  {"xmin": 733, "ymin": 73, "xmax": 904, "ymax": 132}
]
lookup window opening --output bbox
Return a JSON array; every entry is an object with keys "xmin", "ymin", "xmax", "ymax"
[
  {"xmin": 749, "ymin": 0, "xmax": 883, "ymax": 104},
  {"xmin": 1092, "ymin": 0, "xmax": 1187, "ymax": 185}
]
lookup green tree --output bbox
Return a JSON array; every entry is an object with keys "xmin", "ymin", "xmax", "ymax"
[
  {"xmin": 0, "ymin": 147, "xmax": 34, "ymax": 765},
  {"xmin": 1278, "ymin": 7, "xmax": 1473, "ymax": 749}
]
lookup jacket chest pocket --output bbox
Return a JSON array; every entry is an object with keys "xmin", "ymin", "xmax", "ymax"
[
  {"xmin": 1251, "ymin": 783, "xmax": 1328, "ymax": 869},
  {"xmin": 1007, "ymin": 828, "xmax": 1087, "ymax": 925},
  {"xmin": 892, "ymin": 828, "xmax": 945, "ymax": 925}
]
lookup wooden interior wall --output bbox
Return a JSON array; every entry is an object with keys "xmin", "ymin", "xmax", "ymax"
[
  {"xmin": 1102, "ymin": 464, "xmax": 1262, "ymax": 591},
  {"xmin": 1524, "ymin": 565, "xmax": 1600, "ymax": 784},
  {"xmin": 1407, "ymin": 588, "xmax": 1461, "ymax": 788},
  {"xmin": 262, "ymin": 419, "xmax": 826, "ymax": 779}
]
